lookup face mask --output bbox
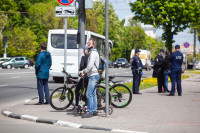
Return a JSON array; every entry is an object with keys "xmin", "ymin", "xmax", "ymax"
[{"xmin": 88, "ymin": 47, "xmax": 93, "ymax": 51}]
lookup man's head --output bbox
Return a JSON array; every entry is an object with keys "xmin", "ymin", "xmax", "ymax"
[
  {"xmin": 87, "ymin": 38, "xmax": 96, "ymax": 50},
  {"xmin": 40, "ymin": 42, "xmax": 47, "ymax": 51},
  {"xmin": 175, "ymin": 45, "xmax": 180, "ymax": 51},
  {"xmin": 135, "ymin": 49, "xmax": 141, "ymax": 56},
  {"xmin": 159, "ymin": 49, "xmax": 164, "ymax": 55}
]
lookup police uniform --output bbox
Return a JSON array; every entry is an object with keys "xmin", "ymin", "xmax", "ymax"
[
  {"xmin": 154, "ymin": 53, "xmax": 164, "ymax": 93},
  {"xmin": 131, "ymin": 50, "xmax": 143, "ymax": 94},
  {"xmin": 168, "ymin": 45, "xmax": 183, "ymax": 96}
]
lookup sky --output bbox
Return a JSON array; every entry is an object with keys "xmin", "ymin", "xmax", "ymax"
[{"xmin": 105, "ymin": 0, "xmax": 200, "ymax": 48}]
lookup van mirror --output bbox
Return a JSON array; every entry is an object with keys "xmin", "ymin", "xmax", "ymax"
[{"xmin": 109, "ymin": 42, "xmax": 113, "ymax": 50}]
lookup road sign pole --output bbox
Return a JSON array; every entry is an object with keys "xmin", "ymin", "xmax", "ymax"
[
  {"xmin": 105, "ymin": 0, "xmax": 109, "ymax": 117},
  {"xmin": 64, "ymin": 17, "xmax": 68, "ymax": 85}
]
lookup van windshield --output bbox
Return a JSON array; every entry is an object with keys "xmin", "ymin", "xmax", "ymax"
[{"xmin": 51, "ymin": 34, "xmax": 87, "ymax": 49}]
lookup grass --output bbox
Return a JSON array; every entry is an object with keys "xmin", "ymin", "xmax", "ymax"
[
  {"xmin": 185, "ymin": 70, "xmax": 200, "ymax": 74},
  {"xmin": 124, "ymin": 74, "xmax": 194, "ymax": 91}
]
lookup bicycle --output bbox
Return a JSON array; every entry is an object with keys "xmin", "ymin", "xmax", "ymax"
[
  {"xmin": 99, "ymin": 75, "xmax": 132, "ymax": 108},
  {"xmin": 50, "ymin": 68, "xmax": 113, "ymax": 115}
]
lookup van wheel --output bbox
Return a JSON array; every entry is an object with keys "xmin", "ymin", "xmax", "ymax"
[
  {"xmin": 24, "ymin": 64, "xmax": 29, "ymax": 69},
  {"xmin": 7, "ymin": 64, "xmax": 12, "ymax": 69}
]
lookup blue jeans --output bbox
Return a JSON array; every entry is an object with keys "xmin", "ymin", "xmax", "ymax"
[
  {"xmin": 164, "ymin": 70, "xmax": 171, "ymax": 92},
  {"xmin": 37, "ymin": 79, "xmax": 50, "ymax": 103},
  {"xmin": 86, "ymin": 74, "xmax": 100, "ymax": 114}
]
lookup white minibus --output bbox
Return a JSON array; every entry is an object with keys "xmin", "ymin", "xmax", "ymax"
[
  {"xmin": 130, "ymin": 49, "xmax": 152, "ymax": 71},
  {"xmin": 47, "ymin": 29, "xmax": 113, "ymax": 82}
]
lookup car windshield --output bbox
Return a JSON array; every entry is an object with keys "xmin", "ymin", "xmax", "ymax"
[
  {"xmin": 7, "ymin": 58, "xmax": 13, "ymax": 62},
  {"xmin": 117, "ymin": 58, "xmax": 126, "ymax": 62}
]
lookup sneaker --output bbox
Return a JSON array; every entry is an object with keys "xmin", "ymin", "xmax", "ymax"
[
  {"xmin": 81, "ymin": 113, "xmax": 93, "ymax": 118},
  {"xmin": 35, "ymin": 102, "xmax": 43, "ymax": 105},
  {"xmin": 93, "ymin": 111, "xmax": 98, "ymax": 116}
]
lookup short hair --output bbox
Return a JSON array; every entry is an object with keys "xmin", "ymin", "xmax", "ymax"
[
  {"xmin": 165, "ymin": 50, "xmax": 170, "ymax": 56},
  {"xmin": 40, "ymin": 42, "xmax": 47, "ymax": 50},
  {"xmin": 89, "ymin": 38, "xmax": 96, "ymax": 46}
]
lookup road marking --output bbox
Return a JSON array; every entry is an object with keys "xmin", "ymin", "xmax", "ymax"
[
  {"xmin": 0, "ymin": 84, "xmax": 8, "ymax": 87},
  {"xmin": 11, "ymin": 77, "xmax": 20, "ymax": 79},
  {"xmin": 0, "ymin": 72, "xmax": 34, "ymax": 76}
]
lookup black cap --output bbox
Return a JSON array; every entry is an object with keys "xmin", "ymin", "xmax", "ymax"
[
  {"xmin": 160, "ymin": 49, "xmax": 164, "ymax": 53},
  {"xmin": 135, "ymin": 49, "xmax": 141, "ymax": 53},
  {"xmin": 175, "ymin": 45, "xmax": 180, "ymax": 49}
]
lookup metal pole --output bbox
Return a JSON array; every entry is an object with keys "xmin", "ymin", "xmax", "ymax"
[
  {"xmin": 105, "ymin": 0, "xmax": 109, "ymax": 116},
  {"xmin": 193, "ymin": 28, "xmax": 196, "ymax": 70},
  {"xmin": 64, "ymin": 17, "xmax": 68, "ymax": 85},
  {"xmin": 77, "ymin": 0, "xmax": 85, "ymax": 73}
]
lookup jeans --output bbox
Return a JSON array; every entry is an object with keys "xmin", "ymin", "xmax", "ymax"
[
  {"xmin": 164, "ymin": 70, "xmax": 171, "ymax": 92},
  {"xmin": 37, "ymin": 79, "xmax": 49, "ymax": 103},
  {"xmin": 86, "ymin": 74, "xmax": 100, "ymax": 114}
]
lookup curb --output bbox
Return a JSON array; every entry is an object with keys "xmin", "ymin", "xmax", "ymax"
[{"xmin": 1, "ymin": 110, "xmax": 147, "ymax": 133}]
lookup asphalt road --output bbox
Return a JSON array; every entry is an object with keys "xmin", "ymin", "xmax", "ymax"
[{"xmin": 0, "ymin": 68, "xmax": 152, "ymax": 133}]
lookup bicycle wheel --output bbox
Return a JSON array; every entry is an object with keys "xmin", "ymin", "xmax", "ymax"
[
  {"xmin": 97, "ymin": 85, "xmax": 111, "ymax": 110},
  {"xmin": 50, "ymin": 87, "xmax": 74, "ymax": 110},
  {"xmin": 110, "ymin": 84, "xmax": 132, "ymax": 108}
]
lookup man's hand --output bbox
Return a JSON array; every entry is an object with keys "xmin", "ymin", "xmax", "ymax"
[{"xmin": 79, "ymin": 71, "xmax": 85, "ymax": 78}]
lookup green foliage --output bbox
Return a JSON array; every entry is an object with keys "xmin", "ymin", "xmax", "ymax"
[
  {"xmin": 187, "ymin": 54, "xmax": 200, "ymax": 63},
  {"xmin": 6, "ymin": 27, "xmax": 37, "ymax": 57},
  {"xmin": 129, "ymin": 0, "xmax": 200, "ymax": 52}
]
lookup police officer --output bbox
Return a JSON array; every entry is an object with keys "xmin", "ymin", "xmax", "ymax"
[
  {"xmin": 168, "ymin": 45, "xmax": 183, "ymax": 96},
  {"xmin": 154, "ymin": 49, "xmax": 165, "ymax": 93},
  {"xmin": 131, "ymin": 49, "xmax": 143, "ymax": 94}
]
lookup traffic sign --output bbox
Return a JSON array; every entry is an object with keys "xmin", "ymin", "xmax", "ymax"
[
  {"xmin": 55, "ymin": 6, "xmax": 76, "ymax": 17},
  {"xmin": 57, "ymin": 0, "xmax": 74, "ymax": 6},
  {"xmin": 183, "ymin": 42, "xmax": 190, "ymax": 48}
]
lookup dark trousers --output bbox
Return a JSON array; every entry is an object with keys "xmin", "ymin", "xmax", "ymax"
[
  {"xmin": 37, "ymin": 79, "xmax": 49, "ymax": 103},
  {"xmin": 75, "ymin": 77, "xmax": 88, "ymax": 106},
  {"xmin": 132, "ymin": 70, "xmax": 141, "ymax": 93},
  {"xmin": 171, "ymin": 69, "xmax": 182, "ymax": 95},
  {"xmin": 157, "ymin": 71, "xmax": 164, "ymax": 92}
]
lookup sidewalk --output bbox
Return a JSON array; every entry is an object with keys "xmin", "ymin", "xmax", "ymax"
[{"xmin": 2, "ymin": 75, "xmax": 200, "ymax": 133}]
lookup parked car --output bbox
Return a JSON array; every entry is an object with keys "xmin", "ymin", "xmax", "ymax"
[
  {"xmin": 0, "ymin": 57, "xmax": 11, "ymax": 67},
  {"xmin": 195, "ymin": 61, "xmax": 200, "ymax": 70},
  {"xmin": 114, "ymin": 58, "xmax": 129, "ymax": 68},
  {"xmin": 1, "ymin": 57, "xmax": 30, "ymax": 69}
]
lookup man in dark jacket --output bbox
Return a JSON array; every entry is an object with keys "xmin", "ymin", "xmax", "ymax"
[
  {"xmin": 131, "ymin": 49, "xmax": 143, "ymax": 94},
  {"xmin": 168, "ymin": 45, "xmax": 183, "ymax": 96},
  {"xmin": 154, "ymin": 49, "xmax": 165, "ymax": 93},
  {"xmin": 35, "ymin": 42, "xmax": 52, "ymax": 105},
  {"xmin": 162, "ymin": 50, "xmax": 171, "ymax": 93},
  {"xmin": 75, "ymin": 46, "xmax": 89, "ymax": 107}
]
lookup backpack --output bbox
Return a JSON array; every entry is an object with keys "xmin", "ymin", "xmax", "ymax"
[{"xmin": 94, "ymin": 56, "xmax": 105, "ymax": 74}]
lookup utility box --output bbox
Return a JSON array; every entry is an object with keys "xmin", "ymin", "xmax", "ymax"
[{"xmin": 85, "ymin": 0, "xmax": 93, "ymax": 9}]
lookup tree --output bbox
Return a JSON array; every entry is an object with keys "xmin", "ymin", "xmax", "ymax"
[
  {"xmin": 130, "ymin": 0, "xmax": 199, "ymax": 52},
  {"xmin": 6, "ymin": 27, "xmax": 37, "ymax": 58}
]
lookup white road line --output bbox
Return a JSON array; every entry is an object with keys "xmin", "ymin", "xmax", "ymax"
[
  {"xmin": 11, "ymin": 77, "xmax": 20, "ymax": 79},
  {"xmin": 0, "ymin": 72, "xmax": 34, "ymax": 76},
  {"xmin": 0, "ymin": 84, "xmax": 8, "ymax": 87}
]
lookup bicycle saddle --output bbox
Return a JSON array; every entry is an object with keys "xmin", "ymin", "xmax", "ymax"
[{"xmin": 109, "ymin": 76, "xmax": 115, "ymax": 80}]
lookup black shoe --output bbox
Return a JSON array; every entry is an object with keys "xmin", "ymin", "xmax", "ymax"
[
  {"xmin": 133, "ymin": 92, "xmax": 142, "ymax": 95},
  {"xmin": 81, "ymin": 113, "xmax": 93, "ymax": 118},
  {"xmin": 44, "ymin": 102, "xmax": 49, "ymax": 104},
  {"xmin": 178, "ymin": 94, "xmax": 182, "ymax": 96},
  {"xmin": 35, "ymin": 102, "xmax": 43, "ymax": 105},
  {"xmin": 167, "ymin": 94, "xmax": 175, "ymax": 96},
  {"xmin": 93, "ymin": 111, "xmax": 98, "ymax": 116}
]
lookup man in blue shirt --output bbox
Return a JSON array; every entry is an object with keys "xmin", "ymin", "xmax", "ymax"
[
  {"xmin": 131, "ymin": 49, "xmax": 143, "ymax": 94},
  {"xmin": 35, "ymin": 42, "xmax": 52, "ymax": 104},
  {"xmin": 168, "ymin": 45, "xmax": 183, "ymax": 96}
]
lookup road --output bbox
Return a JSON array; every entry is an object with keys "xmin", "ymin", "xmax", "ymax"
[{"xmin": 0, "ymin": 68, "xmax": 152, "ymax": 133}]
